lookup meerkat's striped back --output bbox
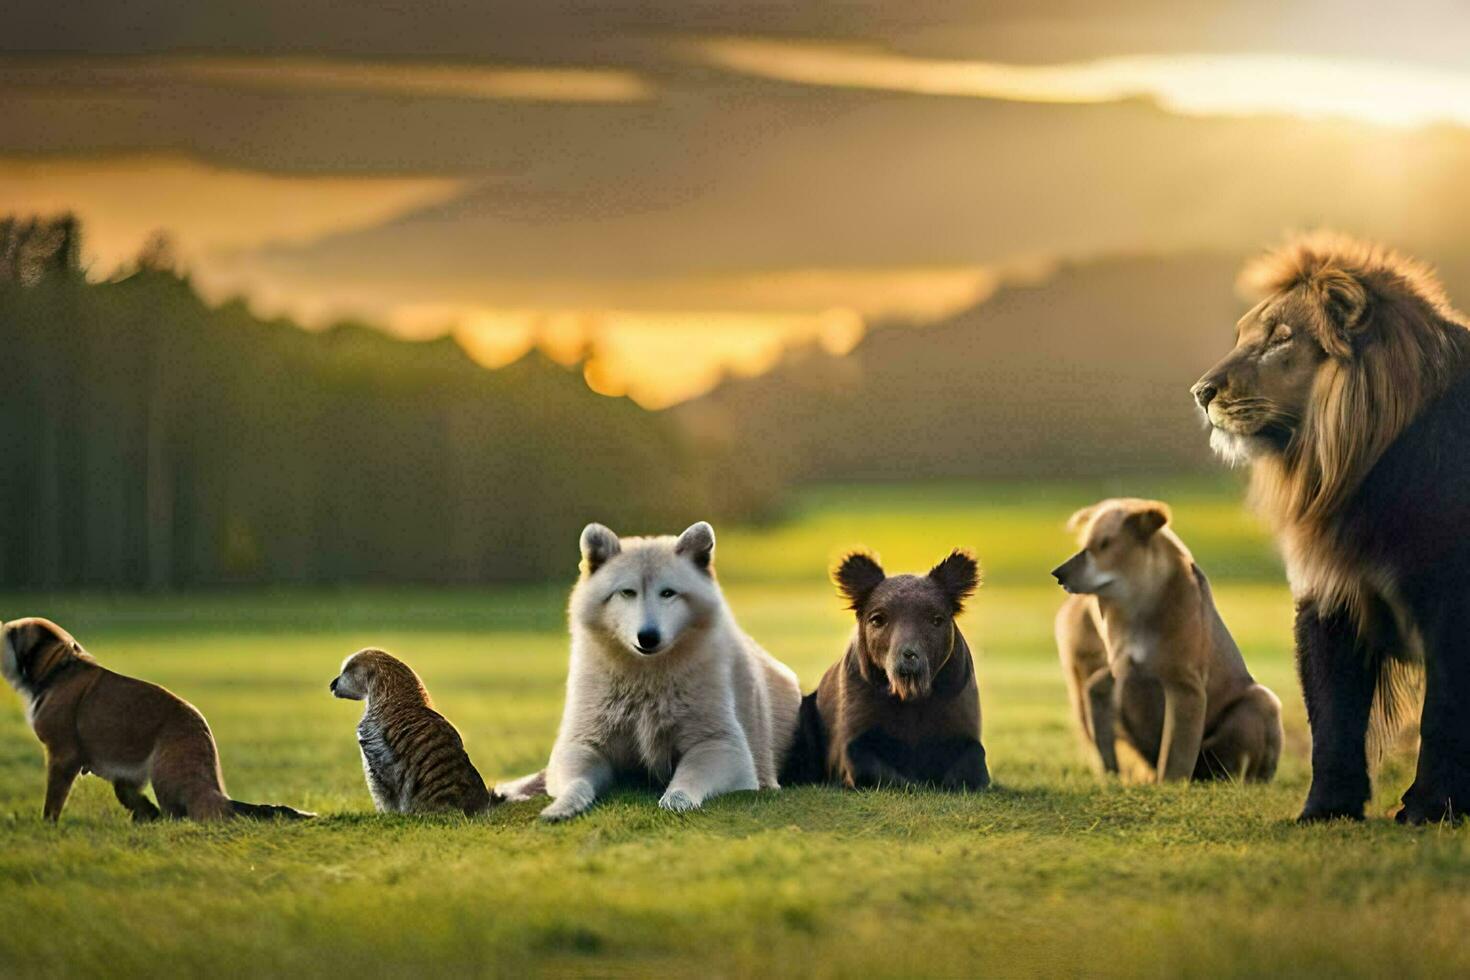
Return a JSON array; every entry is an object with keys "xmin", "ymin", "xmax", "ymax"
[{"xmin": 332, "ymin": 648, "xmax": 499, "ymax": 816}]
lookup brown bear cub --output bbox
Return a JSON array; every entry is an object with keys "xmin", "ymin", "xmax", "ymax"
[
  {"xmin": 782, "ymin": 550, "xmax": 990, "ymax": 790},
  {"xmin": 0, "ymin": 617, "xmax": 313, "ymax": 822},
  {"xmin": 330, "ymin": 648, "xmax": 499, "ymax": 815}
]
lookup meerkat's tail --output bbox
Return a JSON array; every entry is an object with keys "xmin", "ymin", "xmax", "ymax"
[
  {"xmin": 494, "ymin": 770, "xmax": 548, "ymax": 802},
  {"xmin": 231, "ymin": 799, "xmax": 316, "ymax": 820}
]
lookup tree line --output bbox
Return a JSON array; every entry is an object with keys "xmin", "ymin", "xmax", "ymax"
[{"xmin": 0, "ymin": 215, "xmax": 754, "ymax": 589}]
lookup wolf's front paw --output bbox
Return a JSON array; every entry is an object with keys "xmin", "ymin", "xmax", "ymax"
[
  {"xmin": 539, "ymin": 799, "xmax": 584, "ymax": 823},
  {"xmin": 659, "ymin": 789, "xmax": 699, "ymax": 812}
]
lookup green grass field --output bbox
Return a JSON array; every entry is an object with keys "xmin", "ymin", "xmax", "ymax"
[{"xmin": 2, "ymin": 479, "xmax": 1467, "ymax": 978}]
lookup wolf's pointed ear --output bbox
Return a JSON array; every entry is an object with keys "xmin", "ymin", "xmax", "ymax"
[
  {"xmin": 1065, "ymin": 504, "xmax": 1097, "ymax": 534},
  {"xmin": 675, "ymin": 521, "xmax": 715, "ymax": 574},
  {"xmin": 929, "ymin": 549, "xmax": 980, "ymax": 614},
  {"xmin": 580, "ymin": 523, "xmax": 621, "ymax": 575},
  {"xmin": 1123, "ymin": 501, "xmax": 1170, "ymax": 540},
  {"xmin": 1311, "ymin": 268, "xmax": 1371, "ymax": 357},
  {"xmin": 833, "ymin": 552, "xmax": 885, "ymax": 612}
]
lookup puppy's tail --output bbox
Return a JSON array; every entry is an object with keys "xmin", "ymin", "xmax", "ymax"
[{"xmin": 231, "ymin": 799, "xmax": 315, "ymax": 820}]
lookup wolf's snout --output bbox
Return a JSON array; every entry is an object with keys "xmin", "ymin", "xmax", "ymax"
[{"xmin": 636, "ymin": 627, "xmax": 662, "ymax": 652}]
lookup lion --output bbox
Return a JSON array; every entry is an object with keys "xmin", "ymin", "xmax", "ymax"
[{"xmin": 1192, "ymin": 231, "xmax": 1470, "ymax": 824}]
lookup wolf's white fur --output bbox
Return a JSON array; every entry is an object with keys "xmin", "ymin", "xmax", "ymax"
[{"xmin": 497, "ymin": 522, "xmax": 802, "ymax": 822}]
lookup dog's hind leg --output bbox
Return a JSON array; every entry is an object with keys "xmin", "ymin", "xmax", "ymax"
[
  {"xmin": 1198, "ymin": 688, "xmax": 1281, "ymax": 783},
  {"xmin": 113, "ymin": 780, "xmax": 161, "ymax": 822},
  {"xmin": 495, "ymin": 769, "xmax": 548, "ymax": 802}
]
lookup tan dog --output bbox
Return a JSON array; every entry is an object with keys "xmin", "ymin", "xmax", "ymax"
[
  {"xmin": 0, "ymin": 617, "xmax": 313, "ymax": 822},
  {"xmin": 1051, "ymin": 500, "xmax": 1282, "ymax": 782}
]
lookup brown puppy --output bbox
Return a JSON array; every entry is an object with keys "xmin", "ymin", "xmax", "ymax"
[
  {"xmin": 782, "ymin": 550, "xmax": 989, "ymax": 790},
  {"xmin": 0, "ymin": 617, "xmax": 313, "ymax": 822},
  {"xmin": 330, "ymin": 648, "xmax": 498, "ymax": 815},
  {"xmin": 1052, "ymin": 499, "xmax": 1282, "ymax": 782}
]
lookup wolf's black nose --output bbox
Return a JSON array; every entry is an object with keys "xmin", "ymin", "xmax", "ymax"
[
  {"xmin": 637, "ymin": 628, "xmax": 661, "ymax": 651},
  {"xmin": 1192, "ymin": 381, "xmax": 1218, "ymax": 409}
]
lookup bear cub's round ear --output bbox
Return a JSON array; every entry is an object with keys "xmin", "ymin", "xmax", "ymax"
[
  {"xmin": 580, "ymin": 523, "xmax": 621, "ymax": 574},
  {"xmin": 834, "ymin": 552, "xmax": 886, "ymax": 612},
  {"xmin": 928, "ymin": 549, "xmax": 980, "ymax": 614}
]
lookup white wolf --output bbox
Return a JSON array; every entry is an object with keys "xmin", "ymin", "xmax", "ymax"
[{"xmin": 496, "ymin": 521, "xmax": 802, "ymax": 821}]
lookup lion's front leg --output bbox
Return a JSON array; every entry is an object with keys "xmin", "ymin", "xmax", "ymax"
[{"xmin": 1295, "ymin": 601, "xmax": 1376, "ymax": 822}]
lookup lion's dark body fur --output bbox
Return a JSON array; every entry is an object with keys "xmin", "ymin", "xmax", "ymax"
[{"xmin": 1296, "ymin": 365, "xmax": 1470, "ymax": 823}]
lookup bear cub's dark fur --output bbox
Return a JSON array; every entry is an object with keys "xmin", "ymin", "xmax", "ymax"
[{"xmin": 782, "ymin": 550, "xmax": 990, "ymax": 790}]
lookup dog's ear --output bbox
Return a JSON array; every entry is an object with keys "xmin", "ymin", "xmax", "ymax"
[
  {"xmin": 1123, "ymin": 501, "xmax": 1171, "ymax": 540},
  {"xmin": 675, "ymin": 521, "xmax": 715, "ymax": 574},
  {"xmin": 1065, "ymin": 504, "xmax": 1098, "ymax": 534},
  {"xmin": 580, "ymin": 523, "xmax": 621, "ymax": 575},
  {"xmin": 928, "ymin": 549, "xmax": 980, "ymax": 614},
  {"xmin": 833, "ymin": 551, "xmax": 885, "ymax": 612}
]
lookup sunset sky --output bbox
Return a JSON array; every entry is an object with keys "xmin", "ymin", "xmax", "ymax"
[{"xmin": 6, "ymin": 0, "xmax": 1470, "ymax": 406}]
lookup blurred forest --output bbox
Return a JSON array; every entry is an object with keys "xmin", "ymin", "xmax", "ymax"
[{"xmin": 0, "ymin": 214, "xmax": 740, "ymax": 589}]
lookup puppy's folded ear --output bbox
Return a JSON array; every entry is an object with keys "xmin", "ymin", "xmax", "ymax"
[
  {"xmin": 580, "ymin": 523, "xmax": 621, "ymax": 575},
  {"xmin": 834, "ymin": 552, "xmax": 885, "ymax": 611},
  {"xmin": 1123, "ymin": 501, "xmax": 1171, "ymax": 540},
  {"xmin": 675, "ymin": 521, "xmax": 716, "ymax": 574},
  {"xmin": 928, "ymin": 549, "xmax": 981, "ymax": 614}
]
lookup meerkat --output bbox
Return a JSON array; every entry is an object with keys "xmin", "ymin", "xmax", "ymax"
[
  {"xmin": 330, "ymin": 648, "xmax": 499, "ymax": 815},
  {"xmin": 0, "ymin": 617, "xmax": 313, "ymax": 822}
]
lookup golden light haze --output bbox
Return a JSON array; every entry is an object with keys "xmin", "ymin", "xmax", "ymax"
[
  {"xmin": 695, "ymin": 38, "xmax": 1470, "ymax": 130},
  {"xmin": 0, "ymin": 156, "xmax": 469, "ymax": 271},
  {"xmin": 401, "ymin": 267, "xmax": 1009, "ymax": 407}
]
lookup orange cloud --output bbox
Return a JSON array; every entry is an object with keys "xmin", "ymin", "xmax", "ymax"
[{"xmin": 0, "ymin": 56, "xmax": 655, "ymax": 104}]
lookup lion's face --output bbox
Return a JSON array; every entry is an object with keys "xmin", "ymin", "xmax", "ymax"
[{"xmin": 1191, "ymin": 293, "xmax": 1329, "ymax": 464}]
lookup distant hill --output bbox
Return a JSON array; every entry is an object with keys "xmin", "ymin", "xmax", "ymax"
[{"xmin": 677, "ymin": 252, "xmax": 1274, "ymax": 484}]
